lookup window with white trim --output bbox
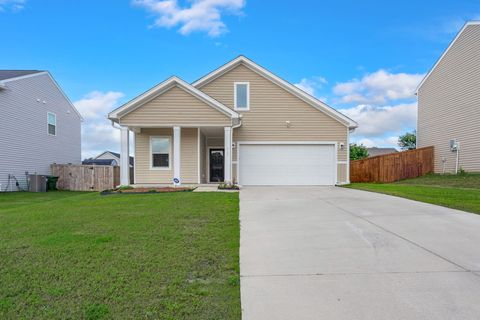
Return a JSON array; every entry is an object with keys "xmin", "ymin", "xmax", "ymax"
[
  {"xmin": 234, "ymin": 82, "xmax": 249, "ymax": 110},
  {"xmin": 151, "ymin": 137, "xmax": 171, "ymax": 169},
  {"xmin": 47, "ymin": 112, "xmax": 56, "ymax": 136}
]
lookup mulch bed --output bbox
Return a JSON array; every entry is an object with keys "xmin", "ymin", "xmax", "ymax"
[{"xmin": 101, "ymin": 187, "xmax": 194, "ymax": 195}]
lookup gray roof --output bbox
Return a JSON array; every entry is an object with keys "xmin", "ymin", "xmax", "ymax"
[
  {"xmin": 96, "ymin": 151, "xmax": 134, "ymax": 166},
  {"xmin": 367, "ymin": 147, "xmax": 398, "ymax": 157},
  {"xmin": 0, "ymin": 70, "xmax": 44, "ymax": 81},
  {"xmin": 82, "ymin": 159, "xmax": 117, "ymax": 166}
]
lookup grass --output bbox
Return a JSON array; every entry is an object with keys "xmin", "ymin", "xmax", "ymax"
[
  {"xmin": 345, "ymin": 173, "xmax": 480, "ymax": 214},
  {"xmin": 0, "ymin": 191, "xmax": 240, "ymax": 319}
]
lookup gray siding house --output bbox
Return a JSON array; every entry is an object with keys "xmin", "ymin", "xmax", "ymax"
[
  {"xmin": 417, "ymin": 21, "xmax": 480, "ymax": 173},
  {"xmin": 0, "ymin": 71, "xmax": 82, "ymax": 191}
]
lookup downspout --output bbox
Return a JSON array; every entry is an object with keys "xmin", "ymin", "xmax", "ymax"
[
  {"xmin": 232, "ymin": 114, "xmax": 243, "ymax": 129},
  {"xmin": 455, "ymin": 142, "xmax": 460, "ymax": 174},
  {"xmin": 111, "ymin": 120, "xmax": 121, "ymax": 130}
]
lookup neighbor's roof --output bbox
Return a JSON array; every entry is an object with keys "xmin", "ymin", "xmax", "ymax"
[
  {"xmin": 82, "ymin": 159, "xmax": 117, "ymax": 166},
  {"xmin": 95, "ymin": 151, "xmax": 134, "ymax": 166},
  {"xmin": 0, "ymin": 70, "xmax": 44, "ymax": 81},
  {"xmin": 416, "ymin": 21, "xmax": 480, "ymax": 93},
  {"xmin": 0, "ymin": 69, "xmax": 84, "ymax": 122},
  {"xmin": 367, "ymin": 147, "xmax": 398, "ymax": 157}
]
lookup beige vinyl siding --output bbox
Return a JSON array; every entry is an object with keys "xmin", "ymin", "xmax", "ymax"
[
  {"xmin": 199, "ymin": 64, "xmax": 349, "ymax": 182},
  {"xmin": 180, "ymin": 128, "xmax": 199, "ymax": 183},
  {"xmin": 120, "ymin": 85, "xmax": 231, "ymax": 127},
  {"xmin": 134, "ymin": 128, "xmax": 198, "ymax": 184},
  {"xmin": 417, "ymin": 24, "xmax": 480, "ymax": 173},
  {"xmin": 337, "ymin": 163, "xmax": 347, "ymax": 183}
]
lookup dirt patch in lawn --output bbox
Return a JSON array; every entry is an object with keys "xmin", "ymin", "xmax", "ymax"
[{"xmin": 101, "ymin": 187, "xmax": 194, "ymax": 195}]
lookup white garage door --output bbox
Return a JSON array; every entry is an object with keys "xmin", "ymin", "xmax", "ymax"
[{"xmin": 238, "ymin": 144, "xmax": 336, "ymax": 186}]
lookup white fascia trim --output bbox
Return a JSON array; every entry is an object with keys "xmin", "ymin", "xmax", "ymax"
[
  {"xmin": 192, "ymin": 56, "xmax": 358, "ymax": 129},
  {"xmin": 1, "ymin": 71, "xmax": 48, "ymax": 83},
  {"xmin": 416, "ymin": 21, "xmax": 480, "ymax": 93},
  {"xmin": 2, "ymin": 71, "xmax": 84, "ymax": 121},
  {"xmin": 109, "ymin": 76, "xmax": 239, "ymax": 121}
]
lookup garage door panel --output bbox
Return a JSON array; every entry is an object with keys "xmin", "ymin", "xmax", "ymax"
[{"xmin": 239, "ymin": 144, "xmax": 335, "ymax": 186}]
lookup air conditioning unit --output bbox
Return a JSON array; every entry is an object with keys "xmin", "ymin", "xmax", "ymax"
[
  {"xmin": 28, "ymin": 174, "xmax": 47, "ymax": 192},
  {"xmin": 449, "ymin": 139, "xmax": 458, "ymax": 152}
]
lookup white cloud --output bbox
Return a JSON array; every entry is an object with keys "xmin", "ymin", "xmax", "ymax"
[
  {"xmin": 0, "ymin": 0, "xmax": 25, "ymax": 12},
  {"xmin": 354, "ymin": 137, "xmax": 400, "ymax": 148},
  {"xmin": 75, "ymin": 91, "xmax": 125, "ymax": 120},
  {"xmin": 339, "ymin": 103, "xmax": 417, "ymax": 137},
  {"xmin": 132, "ymin": 0, "xmax": 246, "ymax": 37},
  {"xmin": 294, "ymin": 76, "xmax": 327, "ymax": 97},
  {"xmin": 333, "ymin": 70, "xmax": 424, "ymax": 104},
  {"xmin": 74, "ymin": 91, "xmax": 126, "ymax": 159}
]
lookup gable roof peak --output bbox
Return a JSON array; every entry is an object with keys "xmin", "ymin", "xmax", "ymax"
[
  {"xmin": 192, "ymin": 55, "xmax": 357, "ymax": 129},
  {"xmin": 416, "ymin": 20, "xmax": 480, "ymax": 93},
  {"xmin": 108, "ymin": 74, "xmax": 238, "ymax": 121}
]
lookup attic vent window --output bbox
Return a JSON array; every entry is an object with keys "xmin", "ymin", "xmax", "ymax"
[{"xmin": 234, "ymin": 82, "xmax": 249, "ymax": 111}]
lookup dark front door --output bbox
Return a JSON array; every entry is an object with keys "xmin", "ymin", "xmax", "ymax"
[{"xmin": 209, "ymin": 149, "xmax": 224, "ymax": 182}]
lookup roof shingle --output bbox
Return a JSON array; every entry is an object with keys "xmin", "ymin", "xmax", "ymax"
[{"xmin": 0, "ymin": 70, "xmax": 43, "ymax": 81}]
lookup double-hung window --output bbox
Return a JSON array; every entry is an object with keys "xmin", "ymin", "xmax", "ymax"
[
  {"xmin": 151, "ymin": 137, "xmax": 171, "ymax": 169},
  {"xmin": 47, "ymin": 112, "xmax": 56, "ymax": 136},
  {"xmin": 234, "ymin": 82, "xmax": 250, "ymax": 111}
]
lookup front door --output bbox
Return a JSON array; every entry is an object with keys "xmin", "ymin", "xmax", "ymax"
[{"xmin": 209, "ymin": 149, "xmax": 224, "ymax": 182}]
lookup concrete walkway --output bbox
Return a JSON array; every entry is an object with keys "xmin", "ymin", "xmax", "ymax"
[{"xmin": 240, "ymin": 187, "xmax": 480, "ymax": 320}]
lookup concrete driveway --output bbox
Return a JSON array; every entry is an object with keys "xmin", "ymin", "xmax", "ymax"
[{"xmin": 240, "ymin": 187, "xmax": 480, "ymax": 320}]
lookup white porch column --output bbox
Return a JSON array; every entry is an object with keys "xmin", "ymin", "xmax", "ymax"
[
  {"xmin": 120, "ymin": 126, "xmax": 130, "ymax": 186},
  {"xmin": 224, "ymin": 127, "xmax": 232, "ymax": 183},
  {"xmin": 173, "ymin": 126, "xmax": 181, "ymax": 186}
]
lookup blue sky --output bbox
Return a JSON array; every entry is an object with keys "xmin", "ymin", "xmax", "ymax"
[{"xmin": 1, "ymin": 0, "xmax": 479, "ymax": 157}]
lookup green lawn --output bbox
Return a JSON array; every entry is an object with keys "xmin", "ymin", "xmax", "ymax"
[
  {"xmin": 0, "ymin": 191, "xmax": 241, "ymax": 319},
  {"xmin": 345, "ymin": 173, "xmax": 480, "ymax": 214}
]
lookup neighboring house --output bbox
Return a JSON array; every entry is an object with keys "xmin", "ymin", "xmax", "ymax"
[
  {"xmin": 417, "ymin": 21, "xmax": 480, "ymax": 173},
  {"xmin": 82, "ymin": 159, "xmax": 118, "ymax": 166},
  {"xmin": 108, "ymin": 56, "xmax": 357, "ymax": 186},
  {"xmin": 367, "ymin": 147, "xmax": 398, "ymax": 158},
  {"xmin": 93, "ymin": 151, "xmax": 134, "ymax": 167},
  {"xmin": 0, "ymin": 70, "xmax": 82, "ymax": 191}
]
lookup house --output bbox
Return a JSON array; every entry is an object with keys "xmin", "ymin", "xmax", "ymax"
[
  {"xmin": 367, "ymin": 147, "xmax": 398, "ymax": 158},
  {"xmin": 416, "ymin": 21, "xmax": 480, "ymax": 173},
  {"xmin": 0, "ymin": 70, "xmax": 82, "ymax": 191},
  {"xmin": 82, "ymin": 159, "xmax": 118, "ymax": 166},
  {"xmin": 108, "ymin": 56, "xmax": 357, "ymax": 186},
  {"xmin": 92, "ymin": 151, "xmax": 134, "ymax": 167}
]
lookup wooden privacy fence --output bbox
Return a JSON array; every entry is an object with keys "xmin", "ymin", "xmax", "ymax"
[
  {"xmin": 51, "ymin": 164, "xmax": 120, "ymax": 191},
  {"xmin": 350, "ymin": 146, "xmax": 434, "ymax": 183}
]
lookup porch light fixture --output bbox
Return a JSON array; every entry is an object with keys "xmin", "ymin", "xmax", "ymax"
[{"xmin": 286, "ymin": 120, "xmax": 291, "ymax": 128}]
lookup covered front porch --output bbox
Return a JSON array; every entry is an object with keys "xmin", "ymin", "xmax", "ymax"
[{"xmin": 118, "ymin": 125, "xmax": 234, "ymax": 187}]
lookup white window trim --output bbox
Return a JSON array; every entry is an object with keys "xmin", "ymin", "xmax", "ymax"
[
  {"xmin": 149, "ymin": 136, "xmax": 172, "ymax": 170},
  {"xmin": 47, "ymin": 112, "xmax": 57, "ymax": 136},
  {"xmin": 234, "ymin": 82, "xmax": 250, "ymax": 111}
]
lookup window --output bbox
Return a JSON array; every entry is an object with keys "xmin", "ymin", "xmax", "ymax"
[
  {"xmin": 234, "ymin": 82, "xmax": 249, "ymax": 110},
  {"xmin": 47, "ymin": 112, "xmax": 56, "ymax": 136},
  {"xmin": 151, "ymin": 137, "xmax": 171, "ymax": 169}
]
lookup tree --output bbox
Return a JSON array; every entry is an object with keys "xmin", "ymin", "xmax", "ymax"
[
  {"xmin": 398, "ymin": 131, "xmax": 416, "ymax": 150},
  {"xmin": 350, "ymin": 143, "xmax": 369, "ymax": 160}
]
